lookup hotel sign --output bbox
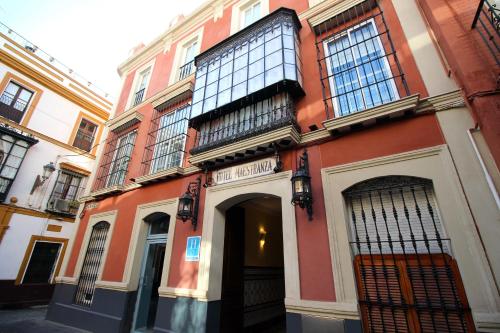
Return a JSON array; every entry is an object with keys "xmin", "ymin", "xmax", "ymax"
[{"xmin": 213, "ymin": 157, "xmax": 277, "ymax": 185}]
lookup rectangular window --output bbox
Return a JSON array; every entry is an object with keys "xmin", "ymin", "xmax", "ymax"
[
  {"xmin": 324, "ymin": 19, "xmax": 399, "ymax": 117},
  {"xmin": 72, "ymin": 118, "xmax": 97, "ymax": 152},
  {"xmin": 242, "ymin": 2, "xmax": 261, "ymax": 28},
  {"xmin": 106, "ymin": 131, "xmax": 137, "ymax": 187},
  {"xmin": 74, "ymin": 221, "xmax": 110, "ymax": 307},
  {"xmin": 22, "ymin": 241, "xmax": 62, "ymax": 284},
  {"xmin": 0, "ymin": 131, "xmax": 31, "ymax": 201},
  {"xmin": 132, "ymin": 68, "xmax": 151, "ymax": 107},
  {"xmin": 149, "ymin": 105, "xmax": 190, "ymax": 174},
  {"xmin": 47, "ymin": 170, "xmax": 85, "ymax": 215},
  {"xmin": 0, "ymin": 81, "xmax": 34, "ymax": 123},
  {"xmin": 178, "ymin": 41, "xmax": 198, "ymax": 81}
]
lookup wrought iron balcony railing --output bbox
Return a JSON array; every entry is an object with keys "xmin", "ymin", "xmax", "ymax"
[
  {"xmin": 132, "ymin": 88, "xmax": 145, "ymax": 107},
  {"xmin": 93, "ymin": 130, "xmax": 137, "ymax": 192},
  {"xmin": 313, "ymin": 0, "xmax": 409, "ymax": 120},
  {"xmin": 472, "ymin": 0, "xmax": 500, "ymax": 66},
  {"xmin": 141, "ymin": 103, "xmax": 190, "ymax": 176},
  {"xmin": 178, "ymin": 60, "xmax": 195, "ymax": 81},
  {"xmin": 191, "ymin": 93, "xmax": 298, "ymax": 155}
]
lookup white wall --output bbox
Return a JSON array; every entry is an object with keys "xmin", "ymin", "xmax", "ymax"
[{"xmin": 0, "ymin": 213, "xmax": 73, "ymax": 280}]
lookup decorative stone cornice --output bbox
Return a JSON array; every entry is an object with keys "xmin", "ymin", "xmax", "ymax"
[
  {"xmin": 107, "ymin": 109, "xmax": 144, "ymax": 133},
  {"xmin": 134, "ymin": 167, "xmax": 184, "ymax": 185},
  {"xmin": 322, "ymin": 94, "xmax": 420, "ymax": 133},
  {"xmin": 300, "ymin": 0, "xmax": 366, "ymax": 26},
  {"xmin": 151, "ymin": 76, "xmax": 194, "ymax": 110}
]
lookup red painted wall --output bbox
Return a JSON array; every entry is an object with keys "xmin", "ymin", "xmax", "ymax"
[
  {"xmin": 67, "ymin": 0, "xmax": 448, "ymax": 303},
  {"xmin": 416, "ymin": 0, "xmax": 500, "ymax": 166}
]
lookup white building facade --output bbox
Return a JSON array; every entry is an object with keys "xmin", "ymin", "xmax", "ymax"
[{"xmin": 0, "ymin": 22, "xmax": 112, "ymax": 307}]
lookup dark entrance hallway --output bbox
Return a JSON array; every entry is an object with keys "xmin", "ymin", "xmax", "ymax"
[{"xmin": 220, "ymin": 196, "xmax": 286, "ymax": 333}]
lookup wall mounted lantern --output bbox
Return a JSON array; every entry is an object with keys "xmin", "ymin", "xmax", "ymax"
[
  {"xmin": 30, "ymin": 162, "xmax": 56, "ymax": 194},
  {"xmin": 177, "ymin": 176, "xmax": 202, "ymax": 231},
  {"xmin": 291, "ymin": 149, "xmax": 313, "ymax": 221},
  {"xmin": 259, "ymin": 227, "xmax": 267, "ymax": 250}
]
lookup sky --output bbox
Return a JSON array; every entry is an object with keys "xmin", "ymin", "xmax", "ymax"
[{"xmin": 0, "ymin": 0, "xmax": 204, "ymax": 100}]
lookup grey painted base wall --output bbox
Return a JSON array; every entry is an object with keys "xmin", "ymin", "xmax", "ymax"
[
  {"xmin": 286, "ymin": 312, "xmax": 362, "ymax": 333},
  {"xmin": 47, "ymin": 284, "xmax": 361, "ymax": 333},
  {"xmin": 46, "ymin": 283, "xmax": 136, "ymax": 333}
]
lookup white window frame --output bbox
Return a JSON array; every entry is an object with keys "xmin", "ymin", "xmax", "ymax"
[
  {"xmin": 323, "ymin": 18, "xmax": 399, "ymax": 118},
  {"xmin": 150, "ymin": 106, "xmax": 190, "ymax": 174},
  {"xmin": 241, "ymin": 1, "xmax": 261, "ymax": 28},
  {"xmin": 106, "ymin": 130, "xmax": 137, "ymax": 188},
  {"xmin": 230, "ymin": 0, "xmax": 269, "ymax": 34},
  {"xmin": 168, "ymin": 27, "xmax": 204, "ymax": 85},
  {"xmin": 126, "ymin": 59, "xmax": 155, "ymax": 109}
]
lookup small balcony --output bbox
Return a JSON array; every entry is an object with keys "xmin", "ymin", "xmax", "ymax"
[
  {"xmin": 178, "ymin": 60, "xmax": 195, "ymax": 81},
  {"xmin": 132, "ymin": 88, "xmax": 145, "ymax": 107},
  {"xmin": 0, "ymin": 91, "xmax": 28, "ymax": 123},
  {"xmin": 472, "ymin": 0, "xmax": 500, "ymax": 67},
  {"xmin": 188, "ymin": 8, "xmax": 303, "ymax": 167},
  {"xmin": 189, "ymin": 93, "xmax": 300, "ymax": 167}
]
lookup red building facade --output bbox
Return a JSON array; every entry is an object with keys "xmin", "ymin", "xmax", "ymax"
[{"xmin": 48, "ymin": 0, "xmax": 499, "ymax": 332}]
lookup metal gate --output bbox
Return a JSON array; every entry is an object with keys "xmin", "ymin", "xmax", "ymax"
[{"xmin": 344, "ymin": 176, "xmax": 475, "ymax": 332}]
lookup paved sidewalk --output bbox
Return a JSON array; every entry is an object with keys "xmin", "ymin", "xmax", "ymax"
[{"xmin": 0, "ymin": 306, "xmax": 89, "ymax": 333}]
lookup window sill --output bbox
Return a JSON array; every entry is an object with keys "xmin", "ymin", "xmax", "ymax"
[
  {"xmin": 134, "ymin": 166, "xmax": 184, "ymax": 185},
  {"xmin": 322, "ymin": 94, "xmax": 420, "ymax": 134},
  {"xmin": 107, "ymin": 109, "xmax": 144, "ymax": 133},
  {"xmin": 151, "ymin": 75, "xmax": 194, "ymax": 111},
  {"xmin": 189, "ymin": 124, "xmax": 301, "ymax": 167},
  {"xmin": 89, "ymin": 184, "xmax": 125, "ymax": 198}
]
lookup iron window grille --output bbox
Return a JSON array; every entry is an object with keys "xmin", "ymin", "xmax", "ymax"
[
  {"xmin": 133, "ymin": 88, "xmax": 146, "ymax": 107},
  {"xmin": 74, "ymin": 221, "xmax": 110, "ymax": 307},
  {"xmin": 22, "ymin": 241, "xmax": 62, "ymax": 284},
  {"xmin": 47, "ymin": 169, "xmax": 86, "ymax": 216},
  {"xmin": 190, "ymin": 8, "xmax": 303, "ymax": 126},
  {"xmin": 0, "ymin": 81, "xmax": 34, "ymax": 123},
  {"xmin": 141, "ymin": 103, "xmax": 190, "ymax": 175},
  {"xmin": 313, "ymin": 0, "xmax": 409, "ymax": 120},
  {"xmin": 93, "ymin": 130, "xmax": 137, "ymax": 191},
  {"xmin": 344, "ymin": 176, "xmax": 475, "ymax": 332},
  {"xmin": 0, "ymin": 124, "xmax": 37, "ymax": 202},
  {"xmin": 72, "ymin": 118, "xmax": 98, "ymax": 152},
  {"xmin": 191, "ymin": 92, "xmax": 298, "ymax": 154},
  {"xmin": 472, "ymin": 0, "xmax": 500, "ymax": 66}
]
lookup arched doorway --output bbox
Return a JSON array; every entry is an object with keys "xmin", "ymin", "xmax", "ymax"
[
  {"xmin": 220, "ymin": 196, "xmax": 286, "ymax": 333},
  {"xmin": 132, "ymin": 212, "xmax": 170, "ymax": 333},
  {"xmin": 344, "ymin": 176, "xmax": 475, "ymax": 332}
]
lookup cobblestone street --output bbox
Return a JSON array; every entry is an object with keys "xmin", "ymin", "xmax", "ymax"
[{"xmin": 0, "ymin": 306, "xmax": 89, "ymax": 333}]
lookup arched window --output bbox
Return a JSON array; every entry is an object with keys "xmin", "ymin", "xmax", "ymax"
[
  {"xmin": 344, "ymin": 176, "xmax": 474, "ymax": 333},
  {"xmin": 74, "ymin": 221, "xmax": 110, "ymax": 307}
]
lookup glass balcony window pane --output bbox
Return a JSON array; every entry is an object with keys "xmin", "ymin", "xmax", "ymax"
[
  {"xmin": 249, "ymin": 59, "xmax": 264, "ymax": 76},
  {"xmin": 217, "ymin": 89, "xmax": 231, "ymax": 106},
  {"xmin": 283, "ymin": 22, "xmax": 293, "ymax": 35},
  {"xmin": 220, "ymin": 62, "xmax": 233, "ymax": 78},
  {"xmin": 265, "ymin": 24, "xmax": 282, "ymax": 41},
  {"xmin": 235, "ymin": 43, "xmax": 248, "ymax": 58},
  {"xmin": 283, "ymin": 35, "xmax": 294, "ymax": 49},
  {"xmin": 285, "ymin": 64, "xmax": 297, "ymax": 80},
  {"xmin": 284, "ymin": 49, "xmax": 295, "ymax": 64},
  {"xmin": 207, "ymin": 68, "xmax": 219, "ymax": 84},
  {"xmin": 192, "ymin": 89, "xmax": 204, "ymax": 104},
  {"xmin": 208, "ymin": 58, "xmax": 220, "ymax": 71},
  {"xmin": 232, "ymin": 82, "xmax": 247, "ymax": 100},
  {"xmin": 194, "ymin": 74, "xmax": 206, "ymax": 90},
  {"xmin": 203, "ymin": 96, "xmax": 216, "ymax": 112},
  {"xmin": 221, "ymin": 51, "xmax": 233, "ymax": 64},
  {"xmin": 233, "ymin": 68, "xmax": 247, "ymax": 85},
  {"xmin": 205, "ymin": 82, "xmax": 218, "ymax": 98},
  {"xmin": 234, "ymin": 55, "xmax": 248, "ymax": 71},
  {"xmin": 265, "ymin": 36, "xmax": 282, "ymax": 55},
  {"xmin": 196, "ymin": 65, "xmax": 207, "ymax": 77},
  {"xmin": 218, "ymin": 75, "xmax": 232, "ymax": 92},
  {"xmin": 249, "ymin": 45, "xmax": 264, "ymax": 63},
  {"xmin": 265, "ymin": 66, "xmax": 283, "ymax": 85},
  {"xmin": 248, "ymin": 74, "xmax": 264, "ymax": 93},
  {"xmin": 249, "ymin": 34, "xmax": 264, "ymax": 49},
  {"xmin": 191, "ymin": 102, "xmax": 203, "ymax": 118},
  {"xmin": 265, "ymin": 51, "xmax": 283, "ymax": 70}
]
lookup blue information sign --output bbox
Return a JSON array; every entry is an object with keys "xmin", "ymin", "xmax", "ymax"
[{"xmin": 185, "ymin": 236, "xmax": 201, "ymax": 261}]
